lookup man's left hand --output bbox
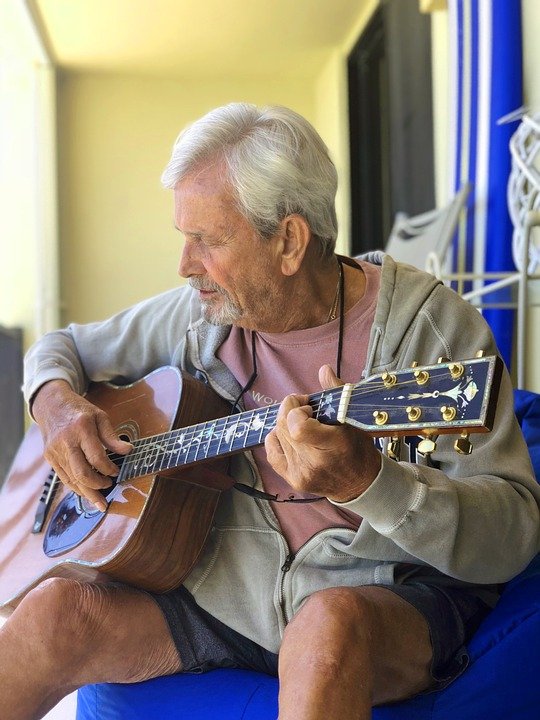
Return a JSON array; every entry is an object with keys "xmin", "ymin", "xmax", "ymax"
[{"xmin": 265, "ymin": 365, "xmax": 382, "ymax": 503}]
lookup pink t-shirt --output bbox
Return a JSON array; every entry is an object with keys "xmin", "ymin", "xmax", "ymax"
[{"xmin": 217, "ymin": 260, "xmax": 381, "ymax": 552}]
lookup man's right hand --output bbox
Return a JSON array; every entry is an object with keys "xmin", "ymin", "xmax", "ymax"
[{"xmin": 32, "ymin": 380, "xmax": 133, "ymax": 511}]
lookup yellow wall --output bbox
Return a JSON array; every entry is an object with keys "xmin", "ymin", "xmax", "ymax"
[
  {"xmin": 57, "ymin": 74, "xmax": 315, "ymax": 323},
  {"xmin": 56, "ymin": 1, "xmax": 379, "ymax": 325}
]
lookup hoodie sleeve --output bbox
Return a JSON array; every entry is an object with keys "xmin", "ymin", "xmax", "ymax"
[
  {"xmin": 332, "ymin": 276, "xmax": 540, "ymax": 584},
  {"xmin": 23, "ymin": 285, "xmax": 196, "ymax": 406}
]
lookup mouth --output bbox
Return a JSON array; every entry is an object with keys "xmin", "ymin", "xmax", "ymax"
[
  {"xmin": 198, "ymin": 288, "xmax": 219, "ymax": 300},
  {"xmin": 189, "ymin": 279, "xmax": 221, "ymax": 297}
]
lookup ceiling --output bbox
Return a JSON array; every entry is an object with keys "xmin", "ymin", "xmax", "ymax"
[{"xmin": 30, "ymin": 0, "xmax": 372, "ymax": 79}]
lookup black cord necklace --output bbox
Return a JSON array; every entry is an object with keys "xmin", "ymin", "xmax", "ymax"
[{"xmin": 232, "ymin": 257, "xmax": 345, "ymax": 504}]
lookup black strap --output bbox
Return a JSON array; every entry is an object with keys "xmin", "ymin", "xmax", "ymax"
[{"xmin": 233, "ymin": 482, "xmax": 325, "ymax": 503}]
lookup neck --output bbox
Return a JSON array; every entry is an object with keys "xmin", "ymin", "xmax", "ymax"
[{"xmin": 270, "ymin": 255, "xmax": 365, "ymax": 333}]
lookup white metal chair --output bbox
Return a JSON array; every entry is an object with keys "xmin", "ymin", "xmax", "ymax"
[{"xmin": 384, "ymin": 183, "xmax": 471, "ymax": 277}]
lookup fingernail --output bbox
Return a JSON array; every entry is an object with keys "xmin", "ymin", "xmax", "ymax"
[{"xmin": 95, "ymin": 501, "xmax": 107, "ymax": 513}]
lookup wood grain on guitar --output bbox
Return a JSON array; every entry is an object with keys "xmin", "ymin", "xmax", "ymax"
[{"xmin": 0, "ymin": 357, "xmax": 501, "ymax": 612}]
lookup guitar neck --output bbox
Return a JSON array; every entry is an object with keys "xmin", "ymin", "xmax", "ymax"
[
  {"xmin": 116, "ymin": 388, "xmax": 341, "ymax": 482},
  {"xmin": 114, "ymin": 354, "xmax": 500, "ymax": 483}
]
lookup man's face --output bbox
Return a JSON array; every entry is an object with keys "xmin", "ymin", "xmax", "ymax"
[{"xmin": 174, "ymin": 163, "xmax": 283, "ymax": 331}]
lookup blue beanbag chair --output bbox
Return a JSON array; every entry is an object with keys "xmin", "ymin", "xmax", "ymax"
[{"xmin": 77, "ymin": 390, "xmax": 540, "ymax": 720}]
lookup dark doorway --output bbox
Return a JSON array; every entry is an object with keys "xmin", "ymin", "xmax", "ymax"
[
  {"xmin": 0, "ymin": 326, "xmax": 24, "ymax": 485},
  {"xmin": 348, "ymin": 0, "xmax": 435, "ymax": 254}
]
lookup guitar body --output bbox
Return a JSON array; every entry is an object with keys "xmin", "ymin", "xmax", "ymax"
[{"xmin": 0, "ymin": 367, "xmax": 232, "ymax": 612}]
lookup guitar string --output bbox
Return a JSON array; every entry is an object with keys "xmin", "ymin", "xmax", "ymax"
[
  {"xmin": 109, "ymin": 371, "xmax": 469, "ymax": 462},
  {"xmin": 105, "ymin": 381, "xmax": 471, "ymax": 478},
  {"xmin": 104, "ymin": 372, "xmax": 474, "ymax": 470}
]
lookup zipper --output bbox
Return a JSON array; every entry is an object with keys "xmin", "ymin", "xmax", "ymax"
[
  {"xmin": 279, "ymin": 551, "xmax": 296, "ymax": 625},
  {"xmin": 281, "ymin": 552, "xmax": 295, "ymax": 573}
]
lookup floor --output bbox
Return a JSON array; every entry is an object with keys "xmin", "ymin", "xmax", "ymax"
[
  {"xmin": 0, "ymin": 615, "xmax": 77, "ymax": 719},
  {"xmin": 44, "ymin": 694, "xmax": 77, "ymax": 720}
]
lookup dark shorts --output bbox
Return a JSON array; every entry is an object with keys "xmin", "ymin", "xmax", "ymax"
[{"xmin": 148, "ymin": 581, "xmax": 491, "ymax": 693}]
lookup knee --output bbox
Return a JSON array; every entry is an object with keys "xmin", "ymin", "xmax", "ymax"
[
  {"xmin": 281, "ymin": 587, "xmax": 374, "ymax": 671},
  {"xmin": 290, "ymin": 586, "xmax": 373, "ymax": 639},
  {"xmin": 15, "ymin": 578, "xmax": 105, "ymax": 660}
]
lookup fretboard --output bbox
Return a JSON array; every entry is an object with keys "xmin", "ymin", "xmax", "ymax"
[{"xmin": 115, "ymin": 388, "xmax": 342, "ymax": 482}]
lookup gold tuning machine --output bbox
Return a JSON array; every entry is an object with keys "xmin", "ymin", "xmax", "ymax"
[
  {"xmin": 414, "ymin": 369, "xmax": 429, "ymax": 385},
  {"xmin": 440, "ymin": 405, "xmax": 456, "ymax": 422},
  {"xmin": 406, "ymin": 406, "xmax": 422, "ymax": 422},
  {"xmin": 454, "ymin": 432, "xmax": 473, "ymax": 455},
  {"xmin": 381, "ymin": 371, "xmax": 397, "ymax": 388},
  {"xmin": 411, "ymin": 360, "xmax": 419, "ymax": 368},
  {"xmin": 475, "ymin": 350, "xmax": 485, "ymax": 358},
  {"xmin": 418, "ymin": 437, "xmax": 437, "ymax": 456},
  {"xmin": 373, "ymin": 410, "xmax": 389, "ymax": 426},
  {"xmin": 437, "ymin": 356, "xmax": 449, "ymax": 363},
  {"xmin": 448, "ymin": 362, "xmax": 464, "ymax": 380}
]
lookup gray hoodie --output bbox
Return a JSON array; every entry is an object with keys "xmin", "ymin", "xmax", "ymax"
[{"xmin": 24, "ymin": 255, "xmax": 540, "ymax": 653}]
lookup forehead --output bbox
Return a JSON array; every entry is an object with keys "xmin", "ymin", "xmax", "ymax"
[{"xmin": 173, "ymin": 164, "xmax": 240, "ymax": 226}]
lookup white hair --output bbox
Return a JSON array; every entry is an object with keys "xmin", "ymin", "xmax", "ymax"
[{"xmin": 161, "ymin": 103, "xmax": 338, "ymax": 257}]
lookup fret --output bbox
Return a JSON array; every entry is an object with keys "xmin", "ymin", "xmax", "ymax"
[
  {"xmin": 245, "ymin": 410, "xmax": 260, "ymax": 448},
  {"xmin": 214, "ymin": 416, "xmax": 228, "ymax": 459},
  {"xmin": 162, "ymin": 434, "xmax": 174, "ymax": 470},
  {"xmin": 163, "ymin": 436, "xmax": 177, "ymax": 470},
  {"xmin": 222, "ymin": 416, "xmax": 241, "ymax": 452},
  {"xmin": 194, "ymin": 420, "xmax": 216, "ymax": 461},
  {"xmin": 184, "ymin": 423, "xmax": 204, "ymax": 465},
  {"xmin": 313, "ymin": 389, "xmax": 340, "ymax": 424},
  {"xmin": 146, "ymin": 436, "xmax": 161, "ymax": 474},
  {"xmin": 203, "ymin": 421, "xmax": 219, "ymax": 458},
  {"xmin": 192, "ymin": 425, "xmax": 204, "ymax": 463},
  {"xmin": 171, "ymin": 429, "xmax": 189, "ymax": 468},
  {"xmin": 259, "ymin": 406, "xmax": 272, "ymax": 444}
]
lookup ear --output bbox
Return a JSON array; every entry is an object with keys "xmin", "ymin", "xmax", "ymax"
[{"xmin": 278, "ymin": 214, "xmax": 312, "ymax": 276}]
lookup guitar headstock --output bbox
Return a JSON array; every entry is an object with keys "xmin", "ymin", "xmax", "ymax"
[{"xmin": 341, "ymin": 355, "xmax": 502, "ymax": 449}]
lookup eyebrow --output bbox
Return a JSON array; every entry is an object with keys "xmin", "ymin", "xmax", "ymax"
[{"xmin": 173, "ymin": 225, "xmax": 203, "ymax": 238}]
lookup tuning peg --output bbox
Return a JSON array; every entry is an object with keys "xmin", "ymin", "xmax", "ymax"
[
  {"xmin": 381, "ymin": 371, "xmax": 397, "ymax": 388},
  {"xmin": 418, "ymin": 437, "xmax": 437, "ymax": 456},
  {"xmin": 440, "ymin": 405, "xmax": 456, "ymax": 421},
  {"xmin": 414, "ymin": 369, "xmax": 429, "ymax": 385},
  {"xmin": 448, "ymin": 362, "xmax": 464, "ymax": 380},
  {"xmin": 437, "ymin": 356, "xmax": 449, "ymax": 363},
  {"xmin": 475, "ymin": 350, "xmax": 485, "ymax": 358},
  {"xmin": 373, "ymin": 410, "xmax": 389, "ymax": 426},
  {"xmin": 454, "ymin": 432, "xmax": 473, "ymax": 455},
  {"xmin": 388, "ymin": 437, "xmax": 401, "ymax": 459},
  {"xmin": 406, "ymin": 406, "xmax": 422, "ymax": 422},
  {"xmin": 411, "ymin": 360, "xmax": 419, "ymax": 368}
]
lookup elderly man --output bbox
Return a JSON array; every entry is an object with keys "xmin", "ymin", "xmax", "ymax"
[{"xmin": 1, "ymin": 103, "xmax": 539, "ymax": 720}]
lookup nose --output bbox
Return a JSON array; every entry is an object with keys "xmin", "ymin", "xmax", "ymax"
[{"xmin": 178, "ymin": 241, "xmax": 204, "ymax": 279}]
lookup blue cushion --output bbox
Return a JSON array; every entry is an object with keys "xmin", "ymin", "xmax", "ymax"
[
  {"xmin": 76, "ymin": 670, "xmax": 279, "ymax": 720},
  {"xmin": 77, "ymin": 390, "xmax": 540, "ymax": 720}
]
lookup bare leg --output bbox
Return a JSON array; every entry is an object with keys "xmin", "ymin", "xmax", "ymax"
[
  {"xmin": 0, "ymin": 578, "xmax": 181, "ymax": 720},
  {"xmin": 277, "ymin": 586, "xmax": 433, "ymax": 720}
]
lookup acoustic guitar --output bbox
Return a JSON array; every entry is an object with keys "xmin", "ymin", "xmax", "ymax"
[{"xmin": 0, "ymin": 356, "xmax": 501, "ymax": 612}]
